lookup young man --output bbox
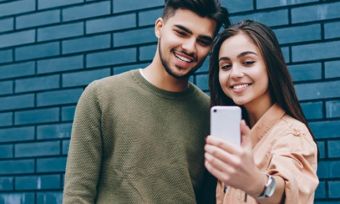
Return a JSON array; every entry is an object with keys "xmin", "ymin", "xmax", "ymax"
[{"xmin": 63, "ymin": 0, "xmax": 229, "ymax": 203}]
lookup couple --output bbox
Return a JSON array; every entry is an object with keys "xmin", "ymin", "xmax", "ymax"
[{"xmin": 63, "ymin": 0, "xmax": 318, "ymax": 203}]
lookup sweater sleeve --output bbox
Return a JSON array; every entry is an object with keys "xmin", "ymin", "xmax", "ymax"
[
  {"xmin": 63, "ymin": 81, "xmax": 103, "ymax": 204},
  {"xmin": 268, "ymin": 128, "xmax": 319, "ymax": 204}
]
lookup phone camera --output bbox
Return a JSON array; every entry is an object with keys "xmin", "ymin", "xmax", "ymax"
[{"xmin": 213, "ymin": 109, "xmax": 217, "ymax": 113}]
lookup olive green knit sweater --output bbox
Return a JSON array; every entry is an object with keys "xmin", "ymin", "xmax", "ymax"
[{"xmin": 63, "ymin": 70, "xmax": 212, "ymax": 204}]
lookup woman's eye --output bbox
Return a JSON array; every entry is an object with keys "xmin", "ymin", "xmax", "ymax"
[
  {"xmin": 220, "ymin": 64, "xmax": 232, "ymax": 70},
  {"xmin": 243, "ymin": 60, "xmax": 255, "ymax": 66}
]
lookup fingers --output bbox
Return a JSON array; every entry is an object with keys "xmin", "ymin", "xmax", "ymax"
[
  {"xmin": 206, "ymin": 136, "xmax": 241, "ymax": 155},
  {"xmin": 205, "ymin": 143, "xmax": 240, "ymax": 166}
]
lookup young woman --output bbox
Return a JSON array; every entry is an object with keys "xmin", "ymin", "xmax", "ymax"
[{"xmin": 205, "ymin": 20, "xmax": 318, "ymax": 204}]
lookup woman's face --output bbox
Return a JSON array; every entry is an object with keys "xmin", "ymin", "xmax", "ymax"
[{"xmin": 218, "ymin": 33, "xmax": 271, "ymax": 110}]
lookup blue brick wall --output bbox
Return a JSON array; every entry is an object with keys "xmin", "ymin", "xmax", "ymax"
[{"xmin": 0, "ymin": 0, "xmax": 339, "ymax": 203}]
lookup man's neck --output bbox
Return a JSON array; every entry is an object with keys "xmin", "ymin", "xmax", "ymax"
[{"xmin": 141, "ymin": 64, "xmax": 189, "ymax": 92}]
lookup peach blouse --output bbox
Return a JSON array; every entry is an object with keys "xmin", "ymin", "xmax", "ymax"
[{"xmin": 216, "ymin": 104, "xmax": 319, "ymax": 204}]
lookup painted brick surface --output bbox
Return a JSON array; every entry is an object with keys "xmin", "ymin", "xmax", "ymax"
[{"xmin": 0, "ymin": 0, "xmax": 339, "ymax": 203}]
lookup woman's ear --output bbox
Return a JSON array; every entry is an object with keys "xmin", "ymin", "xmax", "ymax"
[{"xmin": 155, "ymin": 17, "xmax": 164, "ymax": 39}]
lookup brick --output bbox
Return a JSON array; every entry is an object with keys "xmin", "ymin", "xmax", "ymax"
[
  {"xmin": 15, "ymin": 141, "xmax": 60, "ymax": 157},
  {"xmin": 139, "ymin": 8, "xmax": 162, "ymax": 26},
  {"xmin": 15, "ymin": 108, "xmax": 59, "ymax": 125},
  {"xmin": 62, "ymin": 68, "xmax": 110, "ymax": 87},
  {"xmin": 0, "ymin": 160, "xmax": 34, "ymax": 175},
  {"xmin": 0, "ymin": 62, "xmax": 35, "ymax": 80},
  {"xmin": 86, "ymin": 14, "xmax": 136, "ymax": 34},
  {"xmin": 0, "ymin": 177, "xmax": 13, "ymax": 191},
  {"xmin": 288, "ymin": 63, "xmax": 322, "ymax": 82},
  {"xmin": 325, "ymin": 60, "xmax": 340, "ymax": 79},
  {"xmin": 0, "ymin": 81, "xmax": 13, "ymax": 95},
  {"xmin": 317, "ymin": 141, "xmax": 325, "ymax": 159},
  {"xmin": 37, "ymin": 157, "xmax": 66, "ymax": 173},
  {"xmin": 16, "ymin": 10, "xmax": 60, "ymax": 29},
  {"xmin": 292, "ymin": 2, "xmax": 340, "ymax": 23},
  {"xmin": 295, "ymin": 81, "xmax": 340, "ymax": 100},
  {"xmin": 63, "ymin": 1, "xmax": 110, "ymax": 21},
  {"xmin": 326, "ymin": 101, "xmax": 340, "ymax": 118},
  {"xmin": 300, "ymin": 102, "xmax": 323, "ymax": 120},
  {"xmin": 15, "ymin": 42, "xmax": 60, "ymax": 61},
  {"xmin": 0, "ymin": 0, "xmax": 35, "ymax": 18},
  {"xmin": 195, "ymin": 74, "xmax": 208, "ymax": 91},
  {"xmin": 281, "ymin": 47, "xmax": 290, "ymax": 63},
  {"xmin": 38, "ymin": 0, "xmax": 83, "ymax": 10},
  {"xmin": 325, "ymin": 160, "xmax": 340, "ymax": 179},
  {"xmin": 221, "ymin": 0, "xmax": 253, "ymax": 13},
  {"xmin": 113, "ymin": 0, "xmax": 163, "ymax": 13},
  {"xmin": 0, "ymin": 49, "xmax": 12, "ymax": 64},
  {"xmin": 0, "ymin": 30, "xmax": 35, "ymax": 49},
  {"xmin": 0, "ymin": 127, "xmax": 34, "ymax": 143},
  {"xmin": 139, "ymin": 44, "xmax": 156, "ymax": 61},
  {"xmin": 310, "ymin": 120, "xmax": 340, "ymax": 139},
  {"xmin": 113, "ymin": 63, "xmax": 147, "ymax": 75},
  {"xmin": 87, "ymin": 48, "xmax": 136, "ymax": 68},
  {"xmin": 62, "ymin": 140, "xmax": 69, "ymax": 155},
  {"xmin": 38, "ymin": 22, "xmax": 84, "ymax": 42},
  {"xmin": 231, "ymin": 9, "xmax": 288, "ymax": 27},
  {"xmin": 62, "ymin": 34, "xmax": 111, "ymax": 54},
  {"xmin": 0, "ymin": 145, "xmax": 13, "ymax": 159},
  {"xmin": 292, "ymin": 40, "xmax": 340, "ymax": 62},
  {"xmin": 328, "ymin": 140, "xmax": 340, "ymax": 158},
  {"xmin": 0, "ymin": 94, "xmax": 34, "ymax": 111},
  {"xmin": 0, "ymin": 193, "xmax": 34, "ymax": 204},
  {"xmin": 37, "ymin": 123, "xmax": 72, "ymax": 140},
  {"xmin": 257, "ymin": 0, "xmax": 318, "ymax": 9},
  {"xmin": 114, "ymin": 27, "xmax": 155, "ymax": 47},
  {"xmin": 329, "ymin": 181, "xmax": 340, "ymax": 198},
  {"xmin": 37, "ymin": 88, "xmax": 83, "ymax": 107},
  {"xmin": 317, "ymin": 161, "xmax": 329, "ymax": 179},
  {"xmin": 315, "ymin": 181, "xmax": 326, "ymax": 199},
  {"xmin": 37, "ymin": 192, "xmax": 63, "ymax": 204},
  {"xmin": 0, "ymin": 18, "xmax": 13, "ymax": 33},
  {"xmin": 195, "ymin": 59, "xmax": 209, "ymax": 73},
  {"xmin": 15, "ymin": 175, "xmax": 60, "ymax": 190},
  {"xmin": 325, "ymin": 21, "xmax": 340, "ymax": 39},
  {"xmin": 61, "ymin": 106, "xmax": 76, "ymax": 121},
  {"xmin": 0, "ymin": 112, "xmax": 12, "ymax": 127},
  {"xmin": 15, "ymin": 75, "xmax": 60, "ymax": 93},
  {"xmin": 274, "ymin": 24, "xmax": 321, "ymax": 44},
  {"xmin": 37, "ymin": 55, "xmax": 84, "ymax": 74}
]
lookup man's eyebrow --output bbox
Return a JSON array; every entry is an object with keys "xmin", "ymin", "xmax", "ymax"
[{"xmin": 174, "ymin": 24, "xmax": 213, "ymax": 41}]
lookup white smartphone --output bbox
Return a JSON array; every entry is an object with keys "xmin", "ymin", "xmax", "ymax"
[{"xmin": 210, "ymin": 106, "xmax": 241, "ymax": 146}]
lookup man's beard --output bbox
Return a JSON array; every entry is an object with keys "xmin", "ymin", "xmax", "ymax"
[{"xmin": 158, "ymin": 42, "xmax": 205, "ymax": 79}]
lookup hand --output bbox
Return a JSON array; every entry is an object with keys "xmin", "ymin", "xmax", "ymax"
[{"xmin": 204, "ymin": 120, "xmax": 266, "ymax": 197}]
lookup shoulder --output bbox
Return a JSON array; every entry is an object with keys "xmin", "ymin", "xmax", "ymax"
[{"xmin": 272, "ymin": 115, "xmax": 316, "ymax": 153}]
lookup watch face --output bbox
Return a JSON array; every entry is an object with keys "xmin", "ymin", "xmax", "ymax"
[{"xmin": 265, "ymin": 176, "xmax": 276, "ymax": 197}]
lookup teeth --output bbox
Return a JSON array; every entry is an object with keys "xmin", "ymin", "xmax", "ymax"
[
  {"xmin": 175, "ymin": 53, "xmax": 192, "ymax": 63},
  {"xmin": 232, "ymin": 84, "xmax": 249, "ymax": 89}
]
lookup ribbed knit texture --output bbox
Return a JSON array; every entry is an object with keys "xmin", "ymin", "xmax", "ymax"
[{"xmin": 63, "ymin": 70, "xmax": 211, "ymax": 204}]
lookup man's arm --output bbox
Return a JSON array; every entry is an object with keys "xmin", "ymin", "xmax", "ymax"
[{"xmin": 63, "ymin": 81, "xmax": 103, "ymax": 204}]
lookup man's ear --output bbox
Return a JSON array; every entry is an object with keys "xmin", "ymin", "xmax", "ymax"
[{"xmin": 155, "ymin": 17, "xmax": 164, "ymax": 39}]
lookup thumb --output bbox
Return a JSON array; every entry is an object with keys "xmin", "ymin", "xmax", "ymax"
[{"xmin": 240, "ymin": 120, "xmax": 252, "ymax": 149}]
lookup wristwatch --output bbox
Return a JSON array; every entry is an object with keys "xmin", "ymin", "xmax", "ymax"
[{"xmin": 257, "ymin": 174, "xmax": 276, "ymax": 199}]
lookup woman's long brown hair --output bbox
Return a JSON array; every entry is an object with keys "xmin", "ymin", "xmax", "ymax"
[{"xmin": 209, "ymin": 20, "xmax": 314, "ymax": 139}]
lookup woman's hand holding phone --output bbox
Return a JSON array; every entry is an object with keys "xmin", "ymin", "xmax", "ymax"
[{"xmin": 205, "ymin": 120, "xmax": 267, "ymax": 198}]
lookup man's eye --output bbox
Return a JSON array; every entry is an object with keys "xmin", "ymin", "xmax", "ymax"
[
  {"xmin": 198, "ymin": 39, "xmax": 211, "ymax": 47},
  {"xmin": 175, "ymin": 30, "xmax": 186, "ymax": 36}
]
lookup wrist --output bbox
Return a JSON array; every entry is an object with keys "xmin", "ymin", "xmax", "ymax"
[{"xmin": 247, "ymin": 172, "xmax": 267, "ymax": 198}]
